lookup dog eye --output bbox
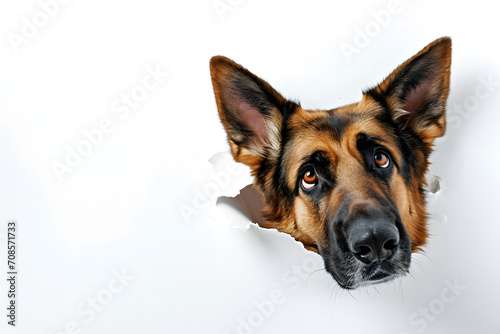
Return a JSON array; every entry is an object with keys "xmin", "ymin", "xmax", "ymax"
[
  {"xmin": 374, "ymin": 152, "xmax": 390, "ymax": 168},
  {"xmin": 301, "ymin": 169, "xmax": 318, "ymax": 190}
]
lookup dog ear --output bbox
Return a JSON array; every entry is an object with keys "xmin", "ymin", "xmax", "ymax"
[
  {"xmin": 210, "ymin": 56, "xmax": 292, "ymax": 170},
  {"xmin": 365, "ymin": 37, "xmax": 452, "ymax": 145}
]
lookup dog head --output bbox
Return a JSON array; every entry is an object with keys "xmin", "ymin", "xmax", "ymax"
[{"xmin": 210, "ymin": 38, "xmax": 451, "ymax": 289}]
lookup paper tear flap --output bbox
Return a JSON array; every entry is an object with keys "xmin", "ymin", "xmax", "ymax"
[{"xmin": 216, "ymin": 185, "xmax": 265, "ymax": 229}]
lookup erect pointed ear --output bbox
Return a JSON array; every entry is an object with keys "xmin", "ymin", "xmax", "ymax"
[
  {"xmin": 365, "ymin": 37, "xmax": 452, "ymax": 145},
  {"xmin": 210, "ymin": 56, "xmax": 295, "ymax": 170}
]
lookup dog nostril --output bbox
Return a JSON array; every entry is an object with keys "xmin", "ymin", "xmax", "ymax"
[
  {"xmin": 384, "ymin": 239, "xmax": 398, "ymax": 250},
  {"xmin": 357, "ymin": 246, "xmax": 375, "ymax": 263},
  {"xmin": 378, "ymin": 238, "xmax": 398, "ymax": 262},
  {"xmin": 358, "ymin": 245, "xmax": 371, "ymax": 256}
]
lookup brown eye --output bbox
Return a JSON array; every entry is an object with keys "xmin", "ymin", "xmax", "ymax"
[
  {"xmin": 374, "ymin": 152, "xmax": 390, "ymax": 168},
  {"xmin": 301, "ymin": 169, "xmax": 318, "ymax": 190}
]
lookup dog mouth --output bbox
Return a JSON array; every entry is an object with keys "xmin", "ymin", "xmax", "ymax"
[
  {"xmin": 363, "ymin": 261, "xmax": 406, "ymax": 283},
  {"xmin": 325, "ymin": 257, "xmax": 410, "ymax": 289},
  {"xmin": 323, "ymin": 255, "xmax": 409, "ymax": 289}
]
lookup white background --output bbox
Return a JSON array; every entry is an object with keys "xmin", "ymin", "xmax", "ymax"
[{"xmin": 1, "ymin": 0, "xmax": 499, "ymax": 333}]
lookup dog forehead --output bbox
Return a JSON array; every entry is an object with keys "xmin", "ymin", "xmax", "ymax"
[
  {"xmin": 286, "ymin": 100, "xmax": 393, "ymax": 151},
  {"xmin": 283, "ymin": 103, "xmax": 402, "ymax": 188}
]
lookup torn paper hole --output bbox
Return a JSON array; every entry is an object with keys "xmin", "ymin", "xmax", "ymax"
[
  {"xmin": 203, "ymin": 151, "xmax": 266, "ymax": 230},
  {"xmin": 425, "ymin": 173, "xmax": 444, "ymax": 207},
  {"xmin": 208, "ymin": 151, "xmax": 254, "ymax": 198},
  {"xmin": 217, "ymin": 184, "xmax": 265, "ymax": 230},
  {"xmin": 205, "ymin": 151, "xmax": 261, "ymax": 229},
  {"xmin": 426, "ymin": 173, "xmax": 444, "ymax": 194},
  {"xmin": 179, "ymin": 151, "xmax": 253, "ymax": 226},
  {"xmin": 425, "ymin": 173, "xmax": 447, "ymax": 224}
]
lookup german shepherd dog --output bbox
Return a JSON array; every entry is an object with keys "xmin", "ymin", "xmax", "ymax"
[{"xmin": 210, "ymin": 37, "xmax": 451, "ymax": 289}]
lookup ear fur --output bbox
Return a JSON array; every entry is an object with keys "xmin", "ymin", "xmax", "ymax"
[
  {"xmin": 210, "ymin": 56, "xmax": 296, "ymax": 171},
  {"xmin": 365, "ymin": 37, "xmax": 452, "ymax": 145}
]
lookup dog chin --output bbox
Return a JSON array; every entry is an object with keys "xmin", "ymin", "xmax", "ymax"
[
  {"xmin": 337, "ymin": 272, "xmax": 403, "ymax": 290},
  {"xmin": 359, "ymin": 269, "xmax": 406, "ymax": 288},
  {"xmin": 325, "ymin": 258, "xmax": 409, "ymax": 290}
]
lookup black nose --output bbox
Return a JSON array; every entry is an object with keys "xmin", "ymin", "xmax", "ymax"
[{"xmin": 346, "ymin": 218, "xmax": 400, "ymax": 264}]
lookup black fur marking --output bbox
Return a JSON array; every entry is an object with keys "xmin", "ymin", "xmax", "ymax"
[
  {"xmin": 308, "ymin": 114, "xmax": 356, "ymax": 142},
  {"xmin": 297, "ymin": 151, "xmax": 335, "ymax": 202},
  {"xmin": 327, "ymin": 115, "xmax": 351, "ymax": 141},
  {"xmin": 228, "ymin": 70, "xmax": 301, "ymax": 119},
  {"xmin": 373, "ymin": 107, "xmax": 416, "ymax": 186},
  {"xmin": 356, "ymin": 133, "xmax": 395, "ymax": 184}
]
